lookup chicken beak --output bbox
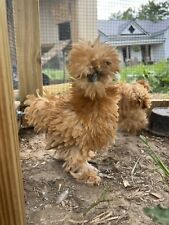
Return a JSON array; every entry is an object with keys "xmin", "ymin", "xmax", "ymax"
[{"xmin": 87, "ymin": 72, "xmax": 100, "ymax": 83}]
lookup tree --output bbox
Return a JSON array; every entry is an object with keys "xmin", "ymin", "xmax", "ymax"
[
  {"xmin": 138, "ymin": 1, "xmax": 169, "ymax": 21},
  {"xmin": 110, "ymin": 0, "xmax": 169, "ymax": 21},
  {"xmin": 122, "ymin": 8, "xmax": 136, "ymax": 20},
  {"xmin": 110, "ymin": 8, "xmax": 136, "ymax": 20},
  {"xmin": 110, "ymin": 11, "xmax": 124, "ymax": 20}
]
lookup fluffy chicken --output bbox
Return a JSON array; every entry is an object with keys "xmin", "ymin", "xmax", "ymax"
[
  {"xmin": 118, "ymin": 80, "xmax": 151, "ymax": 134},
  {"xmin": 24, "ymin": 39, "xmax": 120, "ymax": 185}
]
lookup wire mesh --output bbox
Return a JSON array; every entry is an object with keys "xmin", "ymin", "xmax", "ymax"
[
  {"xmin": 97, "ymin": 0, "xmax": 169, "ymax": 94},
  {"xmin": 6, "ymin": 0, "xmax": 19, "ymax": 93},
  {"xmin": 38, "ymin": 0, "xmax": 169, "ymax": 95},
  {"xmin": 5, "ymin": 0, "xmax": 169, "ymax": 96},
  {"xmin": 39, "ymin": 0, "xmax": 71, "ymax": 94}
]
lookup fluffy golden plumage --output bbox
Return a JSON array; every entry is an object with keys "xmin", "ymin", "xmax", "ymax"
[
  {"xmin": 25, "ymin": 40, "xmax": 120, "ymax": 185},
  {"xmin": 118, "ymin": 80, "xmax": 151, "ymax": 134}
]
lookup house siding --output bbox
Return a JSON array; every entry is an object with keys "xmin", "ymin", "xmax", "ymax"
[
  {"xmin": 39, "ymin": 0, "xmax": 72, "ymax": 45},
  {"xmin": 117, "ymin": 46, "xmax": 142, "ymax": 66},
  {"xmin": 116, "ymin": 47, "xmax": 124, "ymax": 66},
  {"xmin": 130, "ymin": 46, "xmax": 142, "ymax": 62},
  {"xmin": 99, "ymin": 19, "xmax": 169, "ymax": 64},
  {"xmin": 164, "ymin": 28, "xmax": 169, "ymax": 59},
  {"xmin": 151, "ymin": 44, "xmax": 165, "ymax": 62},
  {"xmin": 39, "ymin": 0, "xmax": 59, "ymax": 45},
  {"xmin": 39, "ymin": 0, "xmax": 97, "ymax": 45}
]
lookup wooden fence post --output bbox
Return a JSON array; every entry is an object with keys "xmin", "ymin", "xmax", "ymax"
[
  {"xmin": 13, "ymin": 0, "xmax": 42, "ymax": 103},
  {"xmin": 71, "ymin": 0, "xmax": 98, "ymax": 42},
  {"xmin": 0, "ymin": 0, "xmax": 26, "ymax": 224}
]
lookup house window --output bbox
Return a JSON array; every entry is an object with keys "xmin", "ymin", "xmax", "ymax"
[
  {"xmin": 58, "ymin": 22, "xmax": 71, "ymax": 41},
  {"xmin": 128, "ymin": 25, "xmax": 135, "ymax": 34}
]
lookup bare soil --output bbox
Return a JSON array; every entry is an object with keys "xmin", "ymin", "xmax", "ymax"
[{"xmin": 19, "ymin": 129, "xmax": 169, "ymax": 225}]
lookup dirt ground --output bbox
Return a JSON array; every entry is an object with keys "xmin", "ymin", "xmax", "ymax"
[{"xmin": 19, "ymin": 128, "xmax": 169, "ymax": 225}]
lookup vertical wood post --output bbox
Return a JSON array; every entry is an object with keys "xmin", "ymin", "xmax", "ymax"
[
  {"xmin": 13, "ymin": 0, "xmax": 42, "ymax": 103},
  {"xmin": 71, "ymin": 0, "xmax": 98, "ymax": 42},
  {"xmin": 0, "ymin": 0, "xmax": 26, "ymax": 224}
]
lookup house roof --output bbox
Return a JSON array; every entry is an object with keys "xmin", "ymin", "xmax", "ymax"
[
  {"xmin": 98, "ymin": 18, "xmax": 169, "ymax": 36},
  {"xmin": 98, "ymin": 20, "xmax": 130, "ymax": 36},
  {"xmin": 136, "ymin": 19, "xmax": 169, "ymax": 34}
]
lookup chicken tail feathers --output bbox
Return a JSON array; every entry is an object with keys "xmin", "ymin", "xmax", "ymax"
[{"xmin": 24, "ymin": 91, "xmax": 52, "ymax": 132}]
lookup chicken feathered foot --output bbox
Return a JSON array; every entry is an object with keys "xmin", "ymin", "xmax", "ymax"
[
  {"xmin": 53, "ymin": 147, "xmax": 101, "ymax": 185},
  {"xmin": 63, "ymin": 161, "xmax": 101, "ymax": 185}
]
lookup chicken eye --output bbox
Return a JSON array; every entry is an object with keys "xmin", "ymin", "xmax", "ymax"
[{"xmin": 106, "ymin": 61, "xmax": 112, "ymax": 66}]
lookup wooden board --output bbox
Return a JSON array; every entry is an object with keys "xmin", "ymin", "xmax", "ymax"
[
  {"xmin": 0, "ymin": 0, "xmax": 26, "ymax": 224},
  {"xmin": 13, "ymin": 0, "xmax": 42, "ymax": 103}
]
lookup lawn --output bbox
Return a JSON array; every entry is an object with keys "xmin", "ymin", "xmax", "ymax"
[
  {"xmin": 120, "ymin": 61, "xmax": 169, "ymax": 81},
  {"xmin": 120, "ymin": 61, "xmax": 169, "ymax": 93},
  {"xmin": 43, "ymin": 69, "xmax": 67, "ymax": 80},
  {"xmin": 43, "ymin": 62, "xmax": 169, "ymax": 93}
]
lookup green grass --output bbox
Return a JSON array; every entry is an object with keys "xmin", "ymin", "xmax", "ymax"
[
  {"xmin": 44, "ymin": 61, "xmax": 169, "ymax": 82},
  {"xmin": 140, "ymin": 135, "xmax": 169, "ymax": 179},
  {"xmin": 43, "ymin": 62, "xmax": 169, "ymax": 92},
  {"xmin": 43, "ymin": 69, "xmax": 66, "ymax": 80},
  {"xmin": 120, "ymin": 61, "xmax": 169, "ymax": 93},
  {"xmin": 144, "ymin": 205, "xmax": 169, "ymax": 225},
  {"xmin": 140, "ymin": 135, "xmax": 169, "ymax": 225},
  {"xmin": 120, "ymin": 61, "xmax": 169, "ymax": 81}
]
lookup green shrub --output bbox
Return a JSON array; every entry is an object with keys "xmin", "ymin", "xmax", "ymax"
[
  {"xmin": 120, "ymin": 61, "xmax": 169, "ymax": 93},
  {"xmin": 43, "ymin": 69, "xmax": 66, "ymax": 80}
]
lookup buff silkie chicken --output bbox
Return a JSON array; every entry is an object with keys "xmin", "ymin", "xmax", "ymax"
[
  {"xmin": 118, "ymin": 80, "xmax": 151, "ymax": 135},
  {"xmin": 24, "ymin": 39, "xmax": 120, "ymax": 185}
]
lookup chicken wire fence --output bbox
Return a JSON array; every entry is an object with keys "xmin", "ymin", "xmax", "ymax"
[
  {"xmin": 6, "ymin": 0, "xmax": 18, "ymax": 91},
  {"xmin": 40, "ymin": 0, "xmax": 72, "ymax": 91},
  {"xmin": 6, "ymin": 0, "xmax": 169, "ymax": 97},
  {"xmin": 39, "ymin": 0, "xmax": 98, "ymax": 94}
]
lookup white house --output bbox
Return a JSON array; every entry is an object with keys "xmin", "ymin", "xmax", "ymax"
[
  {"xmin": 38, "ymin": 1, "xmax": 169, "ymax": 67},
  {"xmin": 98, "ymin": 19, "xmax": 169, "ymax": 66}
]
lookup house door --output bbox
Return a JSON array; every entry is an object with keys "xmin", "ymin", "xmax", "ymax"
[
  {"xmin": 122, "ymin": 47, "xmax": 126, "ymax": 62},
  {"xmin": 141, "ymin": 45, "xmax": 151, "ymax": 63}
]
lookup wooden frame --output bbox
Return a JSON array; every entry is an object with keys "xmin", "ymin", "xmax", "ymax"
[
  {"xmin": 71, "ymin": 0, "xmax": 97, "ymax": 42},
  {"xmin": 13, "ymin": 0, "xmax": 43, "ymax": 104},
  {"xmin": 0, "ymin": 0, "xmax": 26, "ymax": 224}
]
